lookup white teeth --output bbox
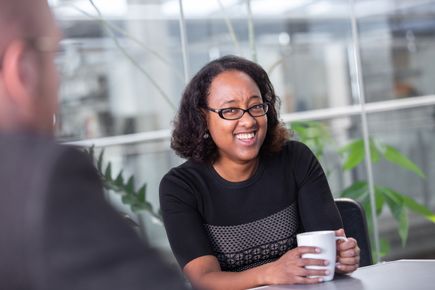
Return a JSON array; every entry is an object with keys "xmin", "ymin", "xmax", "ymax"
[{"xmin": 236, "ymin": 132, "xmax": 255, "ymax": 140}]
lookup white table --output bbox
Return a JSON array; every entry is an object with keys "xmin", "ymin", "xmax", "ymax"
[{"xmin": 249, "ymin": 259, "xmax": 435, "ymax": 290}]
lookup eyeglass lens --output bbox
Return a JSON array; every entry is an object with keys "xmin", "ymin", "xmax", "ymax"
[{"xmin": 221, "ymin": 103, "xmax": 268, "ymax": 120}]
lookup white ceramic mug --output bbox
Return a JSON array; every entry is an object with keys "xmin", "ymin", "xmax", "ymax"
[{"xmin": 296, "ymin": 230, "xmax": 347, "ymax": 282}]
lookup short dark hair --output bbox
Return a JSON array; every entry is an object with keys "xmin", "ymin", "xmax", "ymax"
[{"xmin": 171, "ymin": 55, "xmax": 289, "ymax": 162}]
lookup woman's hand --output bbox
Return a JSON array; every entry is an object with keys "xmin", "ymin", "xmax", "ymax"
[
  {"xmin": 335, "ymin": 229, "xmax": 360, "ymax": 274},
  {"xmin": 262, "ymin": 246, "xmax": 329, "ymax": 285},
  {"xmin": 184, "ymin": 250, "xmax": 328, "ymax": 290}
]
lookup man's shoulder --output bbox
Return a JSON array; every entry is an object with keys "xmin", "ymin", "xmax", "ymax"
[
  {"xmin": 0, "ymin": 132, "xmax": 91, "ymax": 171},
  {"xmin": 0, "ymin": 132, "xmax": 60, "ymax": 153}
]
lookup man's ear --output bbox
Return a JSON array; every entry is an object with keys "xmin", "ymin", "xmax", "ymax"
[{"xmin": 1, "ymin": 40, "xmax": 39, "ymax": 116}]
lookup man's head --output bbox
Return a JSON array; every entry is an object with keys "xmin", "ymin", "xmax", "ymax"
[{"xmin": 0, "ymin": 0, "xmax": 61, "ymax": 135}]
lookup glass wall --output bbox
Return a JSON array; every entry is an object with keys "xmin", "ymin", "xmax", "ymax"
[{"xmin": 51, "ymin": 0, "xmax": 435, "ymax": 261}]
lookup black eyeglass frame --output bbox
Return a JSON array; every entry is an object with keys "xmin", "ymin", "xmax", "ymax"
[{"xmin": 206, "ymin": 102, "xmax": 269, "ymax": 120}]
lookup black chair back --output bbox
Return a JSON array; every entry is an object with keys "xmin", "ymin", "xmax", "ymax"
[{"xmin": 335, "ymin": 198, "xmax": 373, "ymax": 266}]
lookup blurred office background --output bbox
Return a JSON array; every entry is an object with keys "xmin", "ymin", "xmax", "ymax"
[{"xmin": 49, "ymin": 0, "xmax": 435, "ymax": 262}]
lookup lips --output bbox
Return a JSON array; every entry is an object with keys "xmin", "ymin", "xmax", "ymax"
[{"xmin": 235, "ymin": 132, "xmax": 256, "ymax": 140}]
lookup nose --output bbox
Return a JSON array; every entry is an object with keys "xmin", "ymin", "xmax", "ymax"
[{"xmin": 238, "ymin": 110, "xmax": 257, "ymax": 128}]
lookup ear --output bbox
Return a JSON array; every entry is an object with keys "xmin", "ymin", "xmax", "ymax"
[
  {"xmin": 201, "ymin": 107, "xmax": 210, "ymax": 124},
  {"xmin": 1, "ymin": 40, "xmax": 39, "ymax": 118}
]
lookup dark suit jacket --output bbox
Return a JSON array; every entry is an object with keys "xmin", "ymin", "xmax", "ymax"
[{"xmin": 0, "ymin": 132, "xmax": 187, "ymax": 290}]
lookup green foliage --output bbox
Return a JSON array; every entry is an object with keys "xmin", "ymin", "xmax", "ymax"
[
  {"xmin": 84, "ymin": 146, "xmax": 161, "ymax": 220},
  {"xmin": 383, "ymin": 145, "xmax": 426, "ymax": 178},
  {"xmin": 380, "ymin": 239, "xmax": 391, "ymax": 257},
  {"xmin": 291, "ymin": 121, "xmax": 332, "ymax": 159},
  {"xmin": 291, "ymin": 121, "xmax": 435, "ymax": 256},
  {"xmin": 338, "ymin": 138, "xmax": 426, "ymax": 178}
]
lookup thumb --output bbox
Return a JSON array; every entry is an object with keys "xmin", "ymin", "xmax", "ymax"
[{"xmin": 335, "ymin": 228, "xmax": 346, "ymax": 237}]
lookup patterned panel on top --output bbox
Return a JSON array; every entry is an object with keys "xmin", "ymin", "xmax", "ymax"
[{"xmin": 204, "ymin": 203, "xmax": 298, "ymax": 271}]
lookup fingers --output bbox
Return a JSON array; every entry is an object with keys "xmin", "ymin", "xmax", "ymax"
[
  {"xmin": 336, "ymin": 262, "xmax": 359, "ymax": 273},
  {"xmin": 295, "ymin": 246, "xmax": 320, "ymax": 255},
  {"xmin": 284, "ymin": 246, "xmax": 327, "ymax": 265},
  {"xmin": 301, "ymin": 258, "xmax": 329, "ymax": 267},
  {"xmin": 276, "ymin": 247, "xmax": 330, "ymax": 284},
  {"xmin": 335, "ymin": 228, "xmax": 345, "ymax": 237},
  {"xmin": 286, "ymin": 247, "xmax": 328, "ymax": 268},
  {"xmin": 292, "ymin": 266, "xmax": 328, "ymax": 284},
  {"xmin": 338, "ymin": 246, "xmax": 359, "ymax": 258},
  {"xmin": 337, "ymin": 237, "xmax": 357, "ymax": 251},
  {"xmin": 296, "ymin": 276, "xmax": 325, "ymax": 284},
  {"xmin": 337, "ymin": 238, "xmax": 359, "ymax": 258},
  {"xmin": 295, "ymin": 267, "xmax": 330, "ymax": 284},
  {"xmin": 303, "ymin": 268, "xmax": 330, "ymax": 277},
  {"xmin": 296, "ymin": 251, "xmax": 330, "ymax": 282},
  {"xmin": 336, "ymin": 237, "xmax": 360, "ymax": 273},
  {"xmin": 338, "ymin": 256, "xmax": 360, "ymax": 266}
]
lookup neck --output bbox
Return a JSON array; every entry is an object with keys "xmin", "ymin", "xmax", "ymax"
[
  {"xmin": 213, "ymin": 157, "xmax": 259, "ymax": 182},
  {"xmin": 0, "ymin": 109, "xmax": 53, "ymax": 137}
]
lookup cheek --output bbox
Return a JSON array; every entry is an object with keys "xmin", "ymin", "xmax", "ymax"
[
  {"xmin": 259, "ymin": 116, "xmax": 268, "ymax": 131},
  {"xmin": 208, "ymin": 119, "xmax": 235, "ymax": 140}
]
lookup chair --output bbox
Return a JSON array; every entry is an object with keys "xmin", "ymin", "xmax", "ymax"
[{"xmin": 334, "ymin": 198, "xmax": 373, "ymax": 266}]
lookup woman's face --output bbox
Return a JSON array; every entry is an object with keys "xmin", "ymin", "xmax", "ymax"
[{"xmin": 206, "ymin": 70, "xmax": 267, "ymax": 165}]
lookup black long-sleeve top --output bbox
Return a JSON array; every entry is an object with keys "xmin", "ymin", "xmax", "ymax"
[{"xmin": 160, "ymin": 140, "xmax": 342, "ymax": 272}]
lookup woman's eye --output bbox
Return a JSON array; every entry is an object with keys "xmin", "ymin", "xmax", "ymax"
[
  {"xmin": 222, "ymin": 108, "xmax": 239, "ymax": 115},
  {"xmin": 251, "ymin": 104, "xmax": 264, "ymax": 111}
]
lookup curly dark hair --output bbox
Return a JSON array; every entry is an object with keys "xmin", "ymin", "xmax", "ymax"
[{"xmin": 171, "ymin": 55, "xmax": 289, "ymax": 162}]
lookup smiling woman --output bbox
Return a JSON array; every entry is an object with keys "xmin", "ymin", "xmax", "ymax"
[
  {"xmin": 170, "ymin": 55, "xmax": 287, "ymax": 163},
  {"xmin": 205, "ymin": 70, "xmax": 269, "ymax": 180},
  {"xmin": 159, "ymin": 55, "xmax": 361, "ymax": 290}
]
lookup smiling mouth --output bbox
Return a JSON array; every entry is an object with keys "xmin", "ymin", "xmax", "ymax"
[{"xmin": 235, "ymin": 132, "xmax": 256, "ymax": 140}]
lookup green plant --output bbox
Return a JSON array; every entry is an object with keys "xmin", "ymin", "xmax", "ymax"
[
  {"xmin": 85, "ymin": 146, "xmax": 161, "ymax": 220},
  {"xmin": 70, "ymin": 0, "xmax": 434, "ymax": 256},
  {"xmin": 290, "ymin": 121, "xmax": 332, "ymax": 159},
  {"xmin": 291, "ymin": 121, "xmax": 435, "ymax": 257}
]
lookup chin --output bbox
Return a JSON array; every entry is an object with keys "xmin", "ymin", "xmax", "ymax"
[{"xmin": 236, "ymin": 149, "xmax": 261, "ymax": 162}]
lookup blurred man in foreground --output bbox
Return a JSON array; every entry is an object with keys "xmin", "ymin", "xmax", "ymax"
[{"xmin": 0, "ymin": 0, "xmax": 186, "ymax": 289}]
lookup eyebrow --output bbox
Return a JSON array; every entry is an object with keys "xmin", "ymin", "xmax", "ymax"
[{"xmin": 219, "ymin": 95, "xmax": 262, "ymax": 106}]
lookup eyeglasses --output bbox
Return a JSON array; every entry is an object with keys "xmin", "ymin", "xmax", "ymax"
[
  {"xmin": 207, "ymin": 103, "xmax": 269, "ymax": 120},
  {"xmin": 26, "ymin": 36, "xmax": 61, "ymax": 54}
]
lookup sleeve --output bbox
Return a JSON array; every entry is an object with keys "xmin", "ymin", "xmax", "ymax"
[
  {"xmin": 39, "ymin": 148, "xmax": 187, "ymax": 290},
  {"xmin": 159, "ymin": 170, "xmax": 214, "ymax": 269},
  {"xmin": 290, "ymin": 141, "xmax": 343, "ymax": 232}
]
